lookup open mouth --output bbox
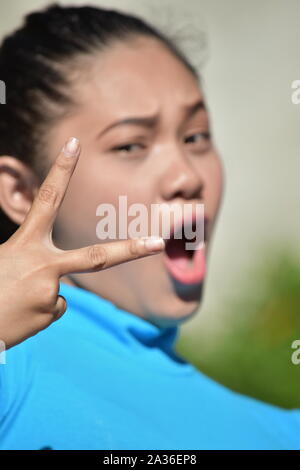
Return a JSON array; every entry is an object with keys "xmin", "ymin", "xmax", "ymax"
[{"xmin": 163, "ymin": 218, "xmax": 207, "ymax": 285}]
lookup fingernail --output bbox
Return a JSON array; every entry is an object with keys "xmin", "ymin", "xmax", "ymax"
[
  {"xmin": 63, "ymin": 137, "xmax": 80, "ymax": 157},
  {"xmin": 144, "ymin": 236, "xmax": 165, "ymax": 252}
]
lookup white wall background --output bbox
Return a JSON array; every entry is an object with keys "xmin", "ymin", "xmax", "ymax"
[{"xmin": 1, "ymin": 0, "xmax": 299, "ymax": 335}]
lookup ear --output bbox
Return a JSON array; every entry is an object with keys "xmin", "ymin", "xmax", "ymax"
[{"xmin": 0, "ymin": 156, "xmax": 39, "ymax": 226}]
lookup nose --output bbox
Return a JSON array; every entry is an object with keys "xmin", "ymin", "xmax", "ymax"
[{"xmin": 159, "ymin": 147, "xmax": 204, "ymax": 201}]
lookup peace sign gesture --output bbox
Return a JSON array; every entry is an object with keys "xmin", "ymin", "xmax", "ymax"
[{"xmin": 0, "ymin": 137, "xmax": 165, "ymax": 350}]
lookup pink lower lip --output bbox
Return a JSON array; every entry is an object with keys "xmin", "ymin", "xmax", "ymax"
[{"xmin": 163, "ymin": 244, "xmax": 206, "ymax": 285}]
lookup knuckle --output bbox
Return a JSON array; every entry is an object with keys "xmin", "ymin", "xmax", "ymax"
[
  {"xmin": 128, "ymin": 238, "xmax": 140, "ymax": 257},
  {"xmin": 60, "ymin": 298, "xmax": 67, "ymax": 314},
  {"xmin": 52, "ymin": 296, "xmax": 67, "ymax": 321},
  {"xmin": 34, "ymin": 314, "xmax": 53, "ymax": 333},
  {"xmin": 37, "ymin": 184, "xmax": 58, "ymax": 207},
  {"xmin": 56, "ymin": 154, "xmax": 74, "ymax": 172},
  {"xmin": 87, "ymin": 245, "xmax": 107, "ymax": 270},
  {"xmin": 38, "ymin": 282, "xmax": 58, "ymax": 310}
]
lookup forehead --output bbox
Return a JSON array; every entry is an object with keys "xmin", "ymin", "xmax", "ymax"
[{"xmin": 73, "ymin": 36, "xmax": 202, "ymax": 118}]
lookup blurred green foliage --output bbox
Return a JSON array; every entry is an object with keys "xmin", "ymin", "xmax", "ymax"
[{"xmin": 176, "ymin": 245, "xmax": 300, "ymax": 409}]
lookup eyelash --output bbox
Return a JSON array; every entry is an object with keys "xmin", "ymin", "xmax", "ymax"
[
  {"xmin": 185, "ymin": 131, "xmax": 211, "ymax": 144},
  {"xmin": 111, "ymin": 132, "xmax": 211, "ymax": 154}
]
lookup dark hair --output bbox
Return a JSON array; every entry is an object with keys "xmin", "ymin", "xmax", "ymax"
[{"xmin": 0, "ymin": 3, "xmax": 199, "ymax": 243}]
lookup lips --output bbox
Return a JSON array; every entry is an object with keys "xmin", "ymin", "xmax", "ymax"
[{"xmin": 163, "ymin": 214, "xmax": 208, "ymax": 285}]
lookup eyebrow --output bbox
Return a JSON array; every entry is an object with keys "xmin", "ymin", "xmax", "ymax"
[{"xmin": 97, "ymin": 99, "xmax": 205, "ymax": 138}]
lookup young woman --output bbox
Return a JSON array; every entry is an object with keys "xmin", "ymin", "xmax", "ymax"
[{"xmin": 0, "ymin": 4, "xmax": 299, "ymax": 450}]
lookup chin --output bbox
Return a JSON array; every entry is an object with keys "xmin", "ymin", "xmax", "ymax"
[{"xmin": 146, "ymin": 294, "xmax": 202, "ymax": 328}]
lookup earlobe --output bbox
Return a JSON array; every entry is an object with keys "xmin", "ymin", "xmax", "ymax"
[{"xmin": 0, "ymin": 156, "xmax": 37, "ymax": 226}]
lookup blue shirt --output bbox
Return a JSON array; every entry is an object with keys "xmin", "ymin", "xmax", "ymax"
[{"xmin": 0, "ymin": 281, "xmax": 300, "ymax": 450}]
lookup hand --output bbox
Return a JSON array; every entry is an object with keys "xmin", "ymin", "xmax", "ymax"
[{"xmin": 0, "ymin": 137, "xmax": 165, "ymax": 350}]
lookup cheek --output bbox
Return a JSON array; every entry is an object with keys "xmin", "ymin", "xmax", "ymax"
[
  {"xmin": 72, "ymin": 164, "xmax": 154, "ymax": 242},
  {"xmin": 203, "ymin": 154, "xmax": 224, "ymax": 214}
]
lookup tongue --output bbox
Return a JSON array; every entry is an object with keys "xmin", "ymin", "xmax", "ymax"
[{"xmin": 166, "ymin": 239, "xmax": 193, "ymax": 269}]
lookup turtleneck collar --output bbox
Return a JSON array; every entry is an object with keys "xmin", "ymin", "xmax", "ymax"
[{"xmin": 58, "ymin": 281, "xmax": 194, "ymax": 375}]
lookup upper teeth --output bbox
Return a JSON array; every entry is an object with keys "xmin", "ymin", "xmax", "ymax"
[{"xmin": 173, "ymin": 220, "xmax": 196, "ymax": 239}]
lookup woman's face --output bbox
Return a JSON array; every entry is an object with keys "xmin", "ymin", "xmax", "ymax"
[{"xmin": 45, "ymin": 36, "xmax": 224, "ymax": 327}]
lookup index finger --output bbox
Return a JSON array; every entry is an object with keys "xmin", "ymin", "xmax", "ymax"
[
  {"xmin": 54, "ymin": 236, "xmax": 166, "ymax": 277},
  {"xmin": 23, "ymin": 137, "xmax": 81, "ymax": 238}
]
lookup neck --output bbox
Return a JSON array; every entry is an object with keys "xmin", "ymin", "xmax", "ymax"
[
  {"xmin": 58, "ymin": 278, "xmax": 193, "ymax": 374},
  {"xmin": 60, "ymin": 274, "xmax": 178, "ymax": 328}
]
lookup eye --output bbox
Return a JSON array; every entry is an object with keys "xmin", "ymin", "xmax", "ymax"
[
  {"xmin": 184, "ymin": 131, "xmax": 211, "ymax": 144},
  {"xmin": 184, "ymin": 131, "xmax": 211, "ymax": 154},
  {"xmin": 111, "ymin": 143, "xmax": 146, "ymax": 154}
]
